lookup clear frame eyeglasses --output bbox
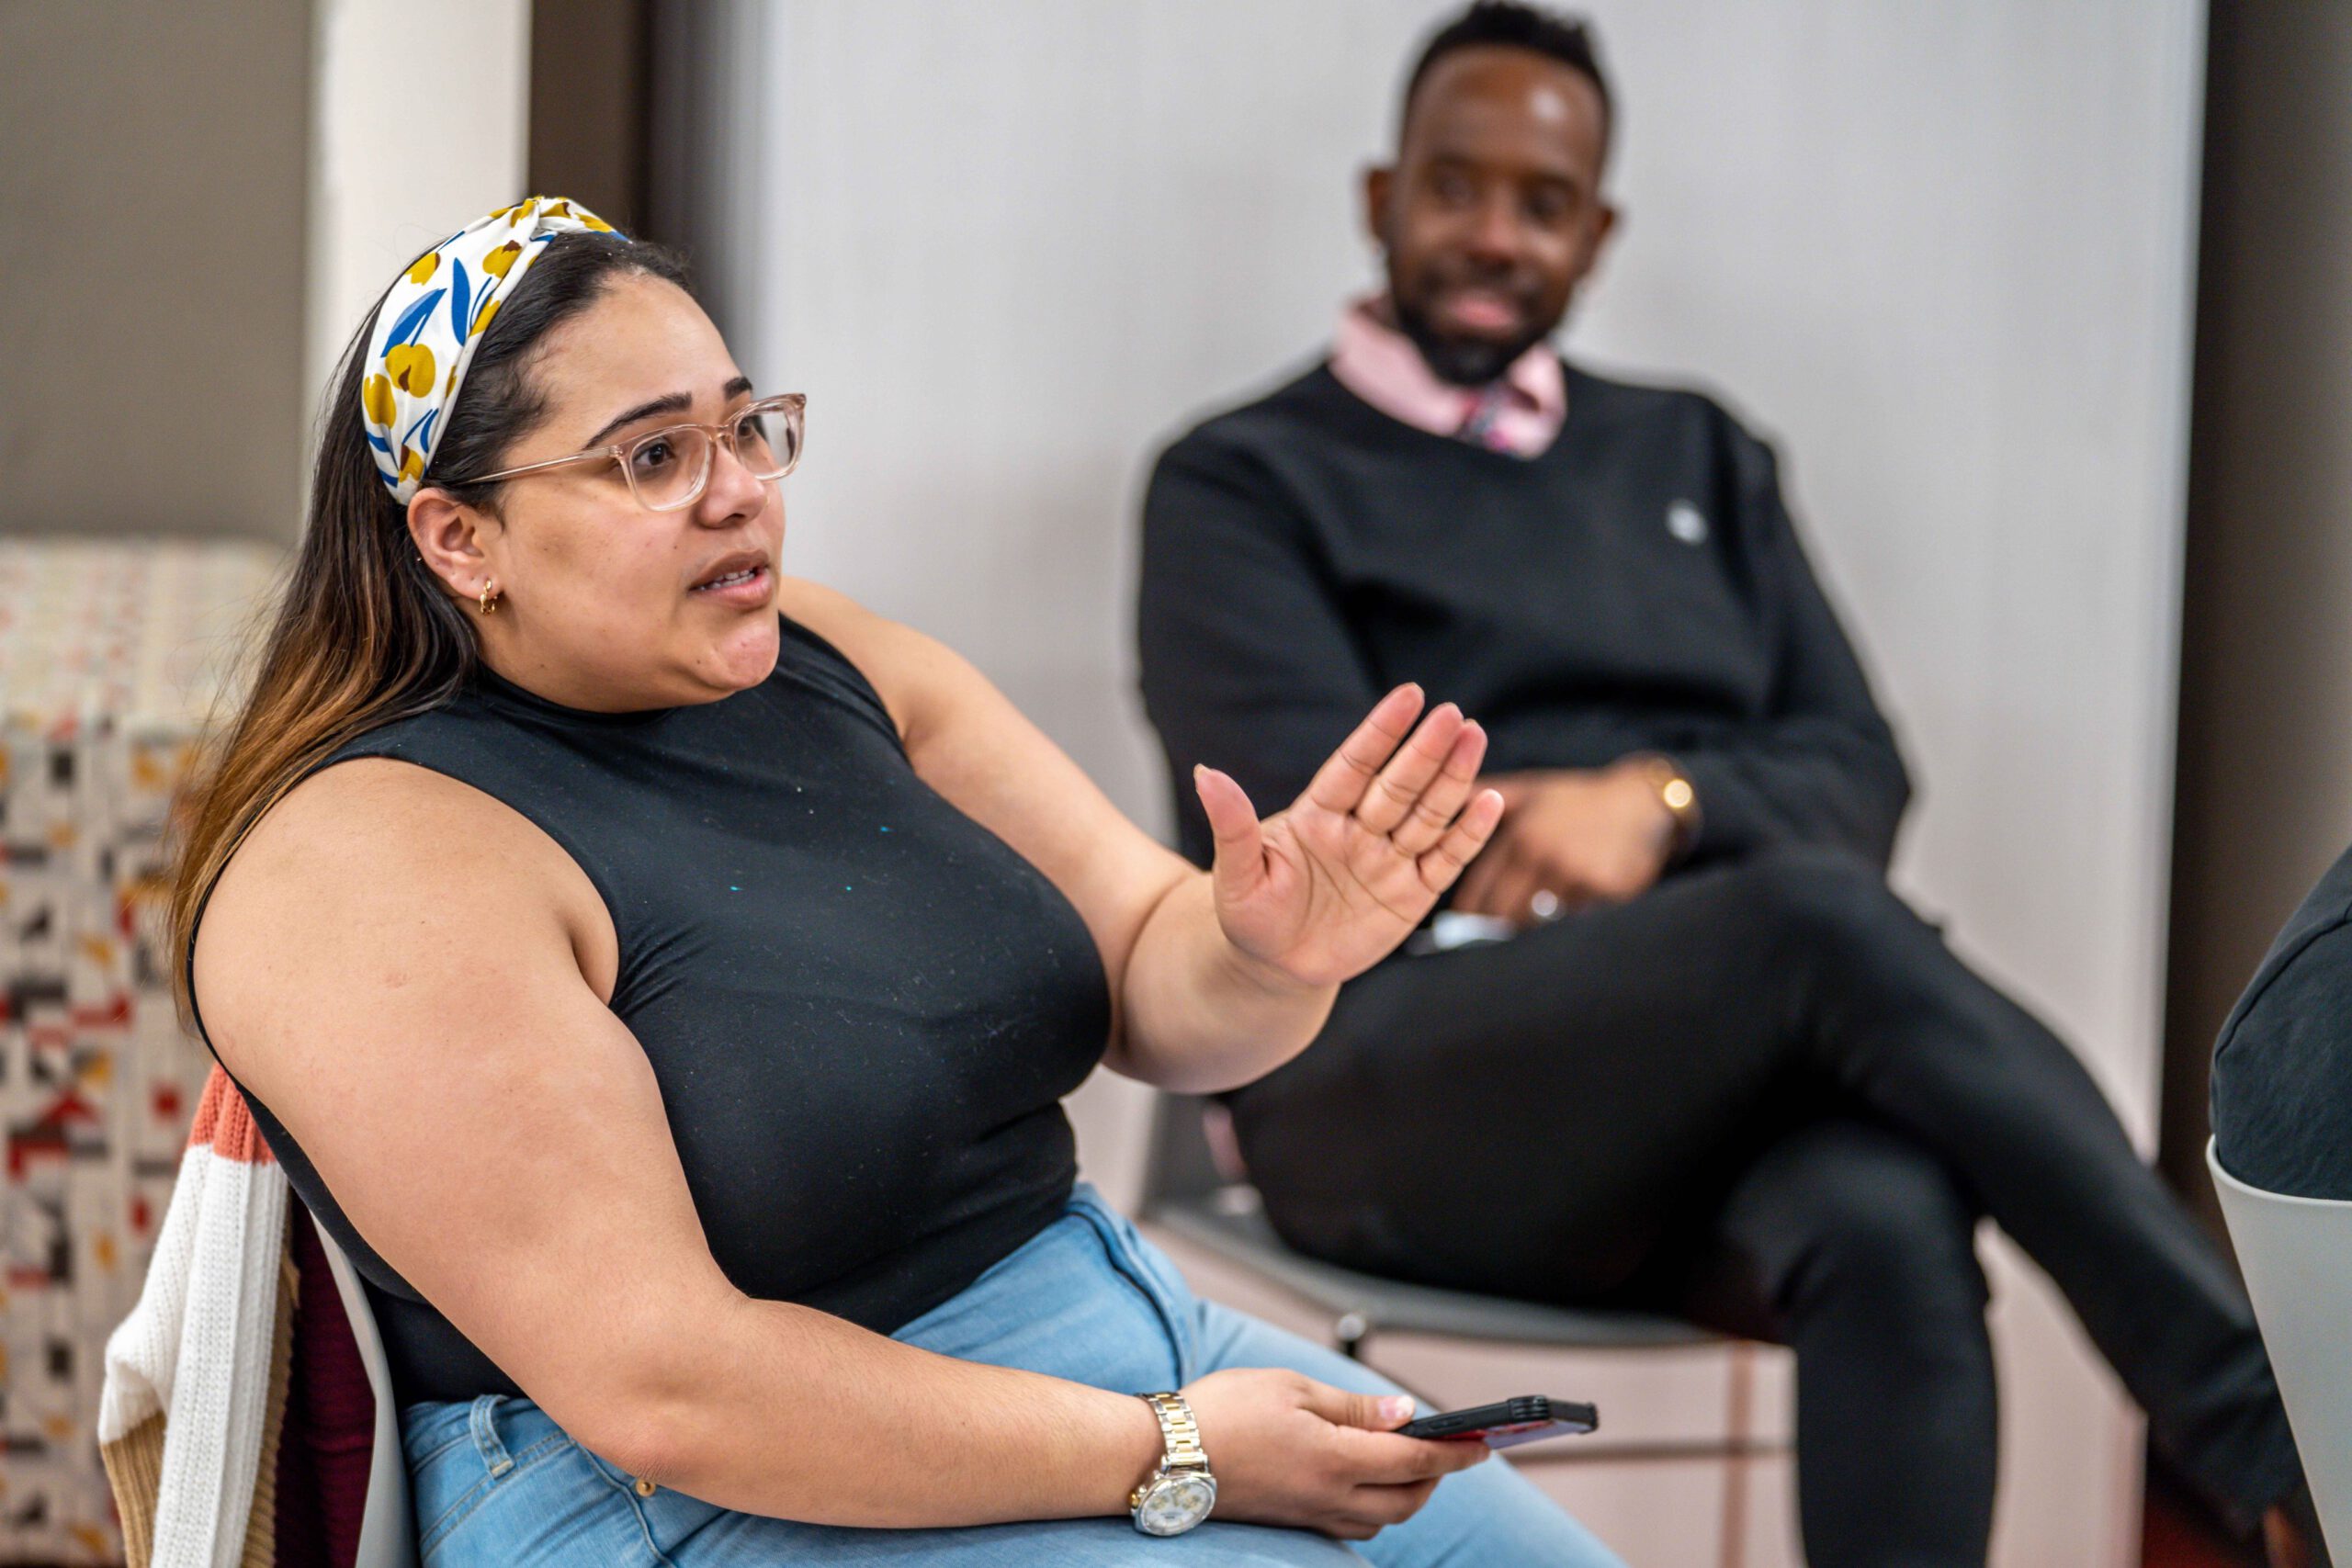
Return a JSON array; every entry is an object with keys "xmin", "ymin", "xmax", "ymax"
[{"xmin": 460, "ymin": 393, "xmax": 805, "ymax": 512}]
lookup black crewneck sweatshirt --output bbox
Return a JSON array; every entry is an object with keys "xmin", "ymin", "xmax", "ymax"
[{"xmin": 1137, "ymin": 359, "xmax": 1910, "ymax": 874}]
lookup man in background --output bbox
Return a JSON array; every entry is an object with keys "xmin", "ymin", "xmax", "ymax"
[{"xmin": 1136, "ymin": 5, "xmax": 2321, "ymax": 1563}]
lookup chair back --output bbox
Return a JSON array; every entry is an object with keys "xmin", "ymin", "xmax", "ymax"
[
  {"xmin": 312, "ymin": 1225, "xmax": 420, "ymax": 1568},
  {"xmin": 2208, "ymin": 1138, "xmax": 2352, "ymax": 1562},
  {"xmin": 1139, "ymin": 1092, "xmax": 1236, "ymax": 1213}
]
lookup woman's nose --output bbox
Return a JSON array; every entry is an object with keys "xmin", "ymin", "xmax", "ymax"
[{"xmin": 696, "ymin": 434, "xmax": 771, "ymax": 524}]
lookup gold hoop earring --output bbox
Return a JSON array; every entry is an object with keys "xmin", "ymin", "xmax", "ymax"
[{"xmin": 478, "ymin": 581, "xmax": 501, "ymax": 615}]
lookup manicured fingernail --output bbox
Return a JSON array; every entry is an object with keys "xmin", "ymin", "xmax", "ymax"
[{"xmin": 1382, "ymin": 1396, "xmax": 1416, "ymax": 1423}]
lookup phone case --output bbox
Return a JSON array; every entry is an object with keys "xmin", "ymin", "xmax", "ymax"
[{"xmin": 1398, "ymin": 1395, "xmax": 1599, "ymax": 1449}]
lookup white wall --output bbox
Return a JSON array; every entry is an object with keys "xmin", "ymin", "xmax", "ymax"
[
  {"xmin": 0, "ymin": 0, "xmax": 311, "ymax": 540},
  {"xmin": 306, "ymin": 0, "xmax": 535, "ymax": 434},
  {"xmin": 0, "ymin": 0, "xmax": 536, "ymax": 544},
  {"xmin": 691, "ymin": 5, "xmax": 2207, "ymax": 1562}
]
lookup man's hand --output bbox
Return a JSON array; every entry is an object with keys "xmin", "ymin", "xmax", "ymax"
[{"xmin": 1450, "ymin": 761, "xmax": 1677, "ymax": 924}]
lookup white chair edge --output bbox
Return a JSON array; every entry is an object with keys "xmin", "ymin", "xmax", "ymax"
[
  {"xmin": 2204, "ymin": 1135, "xmax": 2351, "ymax": 1565},
  {"xmin": 312, "ymin": 1224, "xmax": 420, "ymax": 1568}
]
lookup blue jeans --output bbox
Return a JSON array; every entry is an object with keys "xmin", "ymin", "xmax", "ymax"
[{"xmin": 401, "ymin": 1185, "xmax": 1622, "ymax": 1564}]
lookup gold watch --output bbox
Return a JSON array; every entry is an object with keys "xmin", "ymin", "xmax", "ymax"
[
  {"xmin": 1632, "ymin": 753, "xmax": 1702, "ymax": 858},
  {"xmin": 1130, "ymin": 1392, "xmax": 1216, "ymax": 1536}
]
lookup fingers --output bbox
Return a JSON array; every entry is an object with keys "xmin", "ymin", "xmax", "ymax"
[
  {"xmin": 1290, "ymin": 1381, "xmax": 1480, "ymax": 1483},
  {"xmin": 1329, "ymin": 1424, "xmax": 1493, "ymax": 1483},
  {"xmin": 1322, "ymin": 1479, "xmax": 1444, "ymax": 1539},
  {"xmin": 1293, "ymin": 1381, "xmax": 1487, "ymax": 1484},
  {"xmin": 1194, "ymin": 764, "xmax": 1266, "ymax": 906},
  {"xmin": 1418, "ymin": 788, "xmax": 1507, "ymax": 896},
  {"xmin": 1447, "ymin": 826, "xmax": 1510, "ymax": 916},
  {"xmin": 1482, "ymin": 854, "xmax": 1554, "ymax": 930},
  {"xmin": 1385, "ymin": 721, "xmax": 1487, "ymax": 856},
  {"xmin": 1301, "ymin": 685, "xmax": 1425, "ymax": 817},
  {"xmin": 1487, "ymin": 773, "xmax": 1538, "ymax": 810},
  {"xmin": 1197, "ymin": 1371, "xmax": 1476, "ymax": 1542},
  {"xmin": 1351, "ymin": 703, "xmax": 1464, "ymax": 837},
  {"xmin": 1298, "ymin": 1382, "xmax": 1417, "ymax": 1432},
  {"xmin": 1315, "ymin": 1403, "xmax": 1481, "ymax": 1539},
  {"xmin": 1346, "ymin": 1478, "xmax": 1442, "ymax": 1532}
]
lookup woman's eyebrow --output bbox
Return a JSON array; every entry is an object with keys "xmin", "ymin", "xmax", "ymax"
[
  {"xmin": 584, "ymin": 392, "xmax": 693, "ymax": 448},
  {"xmin": 582, "ymin": 378, "xmax": 755, "ymax": 448}
]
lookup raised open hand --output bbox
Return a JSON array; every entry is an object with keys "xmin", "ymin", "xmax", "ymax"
[{"xmin": 1195, "ymin": 685, "xmax": 1503, "ymax": 989}]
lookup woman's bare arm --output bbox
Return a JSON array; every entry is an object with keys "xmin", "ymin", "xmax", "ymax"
[
  {"xmin": 194, "ymin": 758, "xmax": 1167, "ymax": 1524},
  {"xmin": 780, "ymin": 581, "xmax": 1347, "ymax": 1089},
  {"xmin": 781, "ymin": 580, "xmax": 1497, "ymax": 1093}
]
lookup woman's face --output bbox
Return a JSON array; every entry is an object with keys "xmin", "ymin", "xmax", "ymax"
[{"xmin": 417, "ymin": 273, "xmax": 788, "ymax": 711}]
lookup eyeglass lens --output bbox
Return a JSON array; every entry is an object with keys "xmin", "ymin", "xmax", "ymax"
[{"xmin": 627, "ymin": 404, "xmax": 800, "ymax": 510}]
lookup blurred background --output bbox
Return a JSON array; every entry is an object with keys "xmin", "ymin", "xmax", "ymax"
[{"xmin": 4, "ymin": 2, "xmax": 2348, "ymax": 1563}]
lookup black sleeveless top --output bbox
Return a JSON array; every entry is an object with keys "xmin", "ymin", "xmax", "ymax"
[{"xmin": 196, "ymin": 615, "xmax": 1111, "ymax": 1404}]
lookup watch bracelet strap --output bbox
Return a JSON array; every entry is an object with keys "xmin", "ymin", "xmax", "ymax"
[
  {"xmin": 1139, "ymin": 1392, "xmax": 1211, "ymax": 1473},
  {"xmin": 1634, "ymin": 752, "xmax": 1702, "ymax": 857}
]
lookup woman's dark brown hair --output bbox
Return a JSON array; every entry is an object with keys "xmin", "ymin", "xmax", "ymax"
[{"xmin": 167, "ymin": 231, "xmax": 692, "ymax": 1020}]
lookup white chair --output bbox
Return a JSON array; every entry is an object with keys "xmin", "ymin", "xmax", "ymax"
[
  {"xmin": 1139, "ymin": 1092, "xmax": 1783, "ymax": 1562},
  {"xmin": 2207, "ymin": 1137, "xmax": 2352, "ymax": 1562},
  {"xmin": 311, "ymin": 1224, "xmax": 421, "ymax": 1568}
]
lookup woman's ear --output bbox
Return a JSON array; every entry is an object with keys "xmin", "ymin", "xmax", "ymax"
[{"xmin": 407, "ymin": 489, "xmax": 492, "ymax": 603}]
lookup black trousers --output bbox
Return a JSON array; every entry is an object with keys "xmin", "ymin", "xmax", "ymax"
[{"xmin": 1227, "ymin": 851, "xmax": 2300, "ymax": 1568}]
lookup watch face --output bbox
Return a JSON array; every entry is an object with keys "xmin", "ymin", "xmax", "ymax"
[{"xmin": 1136, "ymin": 1472, "xmax": 1217, "ymax": 1536}]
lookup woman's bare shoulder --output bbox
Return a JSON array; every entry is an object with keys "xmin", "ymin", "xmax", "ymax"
[
  {"xmin": 775, "ymin": 574, "xmax": 899, "ymax": 655},
  {"xmin": 774, "ymin": 574, "xmax": 962, "ymax": 735},
  {"xmin": 211, "ymin": 755, "xmax": 556, "ymax": 908},
  {"xmin": 192, "ymin": 756, "xmax": 614, "ymax": 1067}
]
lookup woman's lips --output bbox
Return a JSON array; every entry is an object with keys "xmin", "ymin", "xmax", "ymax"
[{"xmin": 690, "ymin": 563, "xmax": 774, "ymax": 607}]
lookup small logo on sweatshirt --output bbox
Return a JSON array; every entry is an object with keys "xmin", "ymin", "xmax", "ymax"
[{"xmin": 1667, "ymin": 501, "xmax": 1710, "ymax": 546}]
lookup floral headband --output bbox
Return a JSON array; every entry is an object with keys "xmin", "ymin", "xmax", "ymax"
[{"xmin": 361, "ymin": 196, "xmax": 623, "ymax": 503}]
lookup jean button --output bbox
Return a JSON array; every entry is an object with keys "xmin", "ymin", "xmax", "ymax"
[{"xmin": 634, "ymin": 1477, "xmax": 657, "ymax": 1498}]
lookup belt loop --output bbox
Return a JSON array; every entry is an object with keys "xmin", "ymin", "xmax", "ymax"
[{"xmin": 468, "ymin": 1394, "xmax": 516, "ymax": 1478}]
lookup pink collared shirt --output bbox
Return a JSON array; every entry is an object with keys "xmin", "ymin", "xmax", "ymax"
[{"xmin": 1329, "ymin": 295, "xmax": 1567, "ymax": 458}]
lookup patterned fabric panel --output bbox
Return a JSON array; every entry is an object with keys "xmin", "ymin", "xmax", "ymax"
[{"xmin": 2, "ymin": 538, "xmax": 279, "ymax": 1565}]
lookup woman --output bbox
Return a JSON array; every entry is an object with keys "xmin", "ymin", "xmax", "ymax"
[{"xmin": 173, "ymin": 199, "xmax": 1621, "ymax": 1565}]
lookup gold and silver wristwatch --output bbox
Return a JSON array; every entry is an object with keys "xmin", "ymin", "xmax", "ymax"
[{"xmin": 1129, "ymin": 1392, "xmax": 1216, "ymax": 1536}]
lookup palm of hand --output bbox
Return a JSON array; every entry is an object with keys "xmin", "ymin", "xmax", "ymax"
[
  {"xmin": 1221, "ymin": 797, "xmax": 1440, "ymax": 987},
  {"xmin": 1196, "ymin": 686, "xmax": 1503, "ymax": 991}
]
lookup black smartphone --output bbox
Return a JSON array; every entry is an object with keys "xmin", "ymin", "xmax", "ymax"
[{"xmin": 1397, "ymin": 1394, "xmax": 1598, "ymax": 1450}]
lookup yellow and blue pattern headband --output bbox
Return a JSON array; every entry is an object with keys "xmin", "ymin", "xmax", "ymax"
[{"xmin": 361, "ymin": 196, "xmax": 622, "ymax": 503}]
